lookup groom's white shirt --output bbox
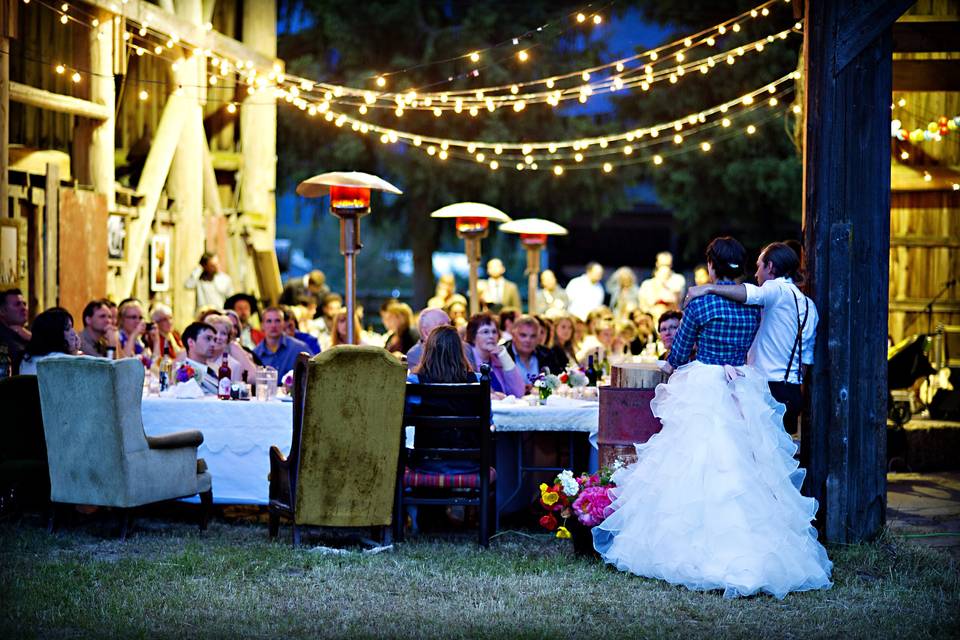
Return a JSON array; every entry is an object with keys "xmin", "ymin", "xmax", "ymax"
[{"xmin": 743, "ymin": 277, "xmax": 818, "ymax": 384}]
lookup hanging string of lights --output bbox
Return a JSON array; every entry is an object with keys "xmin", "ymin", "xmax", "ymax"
[{"xmin": 30, "ymin": 0, "xmax": 797, "ymax": 119}]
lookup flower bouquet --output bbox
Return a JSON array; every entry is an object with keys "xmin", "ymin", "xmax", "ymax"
[
  {"xmin": 533, "ymin": 372, "xmax": 561, "ymax": 404},
  {"xmin": 539, "ymin": 463, "xmax": 621, "ymax": 555},
  {"xmin": 175, "ymin": 362, "xmax": 199, "ymax": 384}
]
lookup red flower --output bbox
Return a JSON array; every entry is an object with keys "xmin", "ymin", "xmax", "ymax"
[{"xmin": 539, "ymin": 514, "xmax": 558, "ymax": 531}]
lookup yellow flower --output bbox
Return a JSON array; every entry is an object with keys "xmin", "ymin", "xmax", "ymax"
[
  {"xmin": 556, "ymin": 526, "xmax": 571, "ymax": 539},
  {"xmin": 542, "ymin": 491, "xmax": 559, "ymax": 506},
  {"xmin": 539, "ymin": 483, "xmax": 549, "ymax": 492}
]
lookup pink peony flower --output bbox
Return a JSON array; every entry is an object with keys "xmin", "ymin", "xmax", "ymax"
[{"xmin": 572, "ymin": 485, "xmax": 612, "ymax": 527}]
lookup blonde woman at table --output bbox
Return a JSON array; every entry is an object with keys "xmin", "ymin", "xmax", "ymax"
[
  {"xmin": 465, "ymin": 313, "xmax": 525, "ymax": 399},
  {"xmin": 330, "ymin": 309, "xmax": 370, "ymax": 347},
  {"xmin": 205, "ymin": 314, "xmax": 257, "ymax": 383}
]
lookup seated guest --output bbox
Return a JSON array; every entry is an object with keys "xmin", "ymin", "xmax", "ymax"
[
  {"xmin": 254, "ymin": 306, "xmax": 310, "ymax": 381},
  {"xmin": 426, "ymin": 274, "xmax": 457, "ymax": 310},
  {"xmin": 549, "ymin": 314, "xmax": 579, "ymax": 367},
  {"xmin": 611, "ymin": 321, "xmax": 638, "ymax": 362},
  {"xmin": 502, "ymin": 315, "xmax": 567, "ymax": 392},
  {"xmin": 311, "ymin": 293, "xmax": 343, "ymax": 349},
  {"xmin": 576, "ymin": 320, "xmax": 615, "ymax": 363},
  {"xmin": 383, "ymin": 301, "xmax": 418, "ymax": 354},
  {"xmin": 180, "ymin": 321, "xmax": 220, "ymax": 394},
  {"xmin": 657, "ymin": 310, "xmax": 682, "ymax": 361},
  {"xmin": 498, "ymin": 309, "xmax": 518, "ymax": 345},
  {"xmin": 225, "ymin": 293, "xmax": 264, "ymax": 349},
  {"xmin": 78, "ymin": 299, "xmax": 119, "ymax": 358},
  {"xmin": 0, "ymin": 288, "xmax": 31, "ymax": 377},
  {"xmin": 330, "ymin": 309, "xmax": 368, "ymax": 346},
  {"xmin": 444, "ymin": 295, "xmax": 469, "ymax": 335},
  {"xmin": 465, "ymin": 313, "xmax": 525, "ymax": 398},
  {"xmin": 629, "ymin": 309, "xmax": 656, "ymax": 354},
  {"xmin": 405, "ymin": 308, "xmax": 451, "ymax": 371},
  {"xmin": 206, "ymin": 314, "xmax": 258, "ymax": 382},
  {"xmin": 535, "ymin": 315, "xmax": 552, "ymax": 347},
  {"xmin": 282, "ymin": 306, "xmax": 320, "ymax": 355},
  {"xmin": 149, "ymin": 303, "xmax": 183, "ymax": 359},
  {"xmin": 279, "ymin": 269, "xmax": 329, "ymax": 310},
  {"xmin": 18, "ymin": 307, "xmax": 80, "ymax": 375},
  {"xmin": 117, "ymin": 300, "xmax": 147, "ymax": 358}
]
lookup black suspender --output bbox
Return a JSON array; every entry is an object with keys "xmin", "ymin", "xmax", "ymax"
[{"xmin": 784, "ymin": 287, "xmax": 809, "ymax": 383}]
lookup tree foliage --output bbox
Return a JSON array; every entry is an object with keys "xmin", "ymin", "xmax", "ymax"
[
  {"xmin": 620, "ymin": 0, "xmax": 804, "ymax": 259},
  {"xmin": 277, "ymin": 0, "xmax": 640, "ymax": 304}
]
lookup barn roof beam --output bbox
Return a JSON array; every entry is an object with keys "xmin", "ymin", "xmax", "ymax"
[
  {"xmin": 893, "ymin": 15, "xmax": 960, "ymax": 52},
  {"xmin": 81, "ymin": 0, "xmax": 279, "ymax": 71}
]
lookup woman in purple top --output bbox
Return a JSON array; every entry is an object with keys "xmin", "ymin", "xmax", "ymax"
[{"xmin": 465, "ymin": 313, "xmax": 525, "ymax": 398}]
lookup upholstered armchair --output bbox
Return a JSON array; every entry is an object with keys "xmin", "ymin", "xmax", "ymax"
[
  {"xmin": 0, "ymin": 375, "xmax": 48, "ymax": 512},
  {"xmin": 268, "ymin": 346, "xmax": 407, "ymax": 546},
  {"xmin": 37, "ymin": 356, "xmax": 212, "ymax": 539}
]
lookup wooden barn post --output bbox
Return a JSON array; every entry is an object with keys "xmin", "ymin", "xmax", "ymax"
[{"xmin": 802, "ymin": 0, "xmax": 913, "ymax": 543}]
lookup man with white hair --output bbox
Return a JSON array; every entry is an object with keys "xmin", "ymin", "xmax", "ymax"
[{"xmin": 405, "ymin": 308, "xmax": 452, "ymax": 371}]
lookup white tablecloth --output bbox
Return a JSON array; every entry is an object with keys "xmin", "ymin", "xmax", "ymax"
[
  {"xmin": 141, "ymin": 394, "xmax": 600, "ymax": 505},
  {"xmin": 491, "ymin": 396, "xmax": 599, "ymax": 435},
  {"xmin": 142, "ymin": 397, "xmax": 293, "ymax": 505}
]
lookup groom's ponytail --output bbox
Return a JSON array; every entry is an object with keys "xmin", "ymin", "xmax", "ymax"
[{"xmin": 760, "ymin": 242, "xmax": 803, "ymax": 284}]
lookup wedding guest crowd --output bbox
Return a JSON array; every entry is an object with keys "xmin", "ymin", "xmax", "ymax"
[{"xmin": 1, "ymin": 246, "xmax": 773, "ymax": 402}]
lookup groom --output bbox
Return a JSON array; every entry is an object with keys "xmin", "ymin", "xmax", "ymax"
[{"xmin": 684, "ymin": 242, "xmax": 818, "ymax": 434}]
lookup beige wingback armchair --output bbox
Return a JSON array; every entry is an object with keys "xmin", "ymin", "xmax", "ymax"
[{"xmin": 37, "ymin": 356, "xmax": 212, "ymax": 538}]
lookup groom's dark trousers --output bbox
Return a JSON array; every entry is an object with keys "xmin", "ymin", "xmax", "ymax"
[{"xmin": 768, "ymin": 381, "xmax": 802, "ymax": 435}]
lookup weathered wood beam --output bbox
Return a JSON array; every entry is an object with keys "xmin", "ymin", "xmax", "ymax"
[
  {"xmin": 893, "ymin": 16, "xmax": 960, "ymax": 52},
  {"xmin": 1, "ymin": 0, "xmax": 16, "ymax": 222},
  {"xmin": 119, "ymin": 93, "xmax": 189, "ymax": 298},
  {"xmin": 892, "ymin": 164, "xmax": 960, "ymax": 191},
  {"xmin": 81, "ymin": 0, "xmax": 278, "ymax": 71},
  {"xmin": 202, "ymin": 142, "xmax": 223, "ymax": 218},
  {"xmin": 889, "ymin": 236, "xmax": 960, "ymax": 248},
  {"xmin": 803, "ymin": 0, "xmax": 906, "ymax": 543},
  {"xmin": 893, "ymin": 60, "xmax": 960, "ymax": 91},
  {"xmin": 10, "ymin": 81, "xmax": 111, "ymax": 120},
  {"xmin": 43, "ymin": 163, "xmax": 59, "ymax": 309},
  {"xmin": 835, "ymin": 0, "xmax": 915, "ymax": 72}
]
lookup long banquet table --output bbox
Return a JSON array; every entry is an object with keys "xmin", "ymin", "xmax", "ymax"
[{"xmin": 141, "ymin": 395, "xmax": 599, "ymax": 509}]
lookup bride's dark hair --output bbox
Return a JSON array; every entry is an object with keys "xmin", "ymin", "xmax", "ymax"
[{"xmin": 705, "ymin": 236, "xmax": 747, "ymax": 279}]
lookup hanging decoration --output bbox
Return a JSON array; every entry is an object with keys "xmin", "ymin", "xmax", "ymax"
[{"xmin": 891, "ymin": 115, "xmax": 960, "ymax": 144}]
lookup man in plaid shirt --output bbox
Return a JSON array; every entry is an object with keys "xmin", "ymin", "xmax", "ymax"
[{"xmin": 664, "ymin": 237, "xmax": 761, "ymax": 373}]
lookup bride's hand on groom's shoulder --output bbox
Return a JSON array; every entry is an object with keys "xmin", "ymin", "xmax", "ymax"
[{"xmin": 683, "ymin": 285, "xmax": 712, "ymax": 307}]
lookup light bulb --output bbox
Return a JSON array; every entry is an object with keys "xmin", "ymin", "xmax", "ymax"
[
  {"xmin": 55, "ymin": 64, "xmax": 65, "ymax": 74},
  {"xmin": 746, "ymin": 124, "xmax": 757, "ymax": 134},
  {"xmin": 701, "ymin": 142, "xmax": 711, "ymax": 152},
  {"xmin": 476, "ymin": 153, "xmax": 485, "ymax": 162},
  {"xmin": 227, "ymin": 103, "xmax": 237, "ymax": 114},
  {"xmin": 470, "ymin": 51, "xmax": 480, "ymax": 63},
  {"xmin": 517, "ymin": 50, "xmax": 529, "ymax": 62},
  {"xmin": 71, "ymin": 71, "xmax": 81, "ymax": 83},
  {"xmin": 673, "ymin": 134, "xmax": 683, "ymax": 144},
  {"xmin": 489, "ymin": 161, "xmax": 499, "ymax": 170},
  {"xmin": 623, "ymin": 146, "xmax": 633, "ymax": 155},
  {"xmin": 593, "ymin": 15, "xmax": 602, "ymax": 25},
  {"xmin": 553, "ymin": 166, "xmax": 564, "ymax": 175},
  {"xmin": 722, "ymin": 118, "xmax": 731, "ymax": 127},
  {"xmin": 376, "ymin": 76, "xmax": 386, "ymax": 87},
  {"xmin": 138, "ymin": 89, "xmax": 148, "ymax": 101},
  {"xmin": 603, "ymin": 163, "xmax": 613, "ymax": 173},
  {"xmin": 653, "ymin": 155, "xmax": 663, "ymax": 165},
  {"xmin": 576, "ymin": 13, "xmax": 586, "ymax": 23},
  {"xmin": 575, "ymin": 153, "xmax": 584, "ymax": 162}
]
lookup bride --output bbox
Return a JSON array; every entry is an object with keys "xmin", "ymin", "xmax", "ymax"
[{"xmin": 593, "ymin": 237, "xmax": 832, "ymax": 599}]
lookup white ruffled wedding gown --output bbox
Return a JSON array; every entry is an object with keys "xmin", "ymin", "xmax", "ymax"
[{"xmin": 592, "ymin": 362, "xmax": 833, "ymax": 599}]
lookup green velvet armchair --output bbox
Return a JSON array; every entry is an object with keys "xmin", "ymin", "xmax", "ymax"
[
  {"xmin": 268, "ymin": 346, "xmax": 407, "ymax": 546},
  {"xmin": 37, "ymin": 356, "xmax": 212, "ymax": 539}
]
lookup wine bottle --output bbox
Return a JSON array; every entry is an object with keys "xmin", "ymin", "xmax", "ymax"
[
  {"xmin": 217, "ymin": 352, "xmax": 232, "ymax": 399},
  {"xmin": 586, "ymin": 355, "xmax": 598, "ymax": 387}
]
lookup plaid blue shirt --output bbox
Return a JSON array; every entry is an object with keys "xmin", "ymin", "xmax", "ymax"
[{"xmin": 667, "ymin": 280, "xmax": 762, "ymax": 368}]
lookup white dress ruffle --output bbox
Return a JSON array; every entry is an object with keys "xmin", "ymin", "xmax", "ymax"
[{"xmin": 593, "ymin": 361, "xmax": 833, "ymax": 599}]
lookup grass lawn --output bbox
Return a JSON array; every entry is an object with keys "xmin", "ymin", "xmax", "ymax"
[{"xmin": 1, "ymin": 513, "xmax": 958, "ymax": 639}]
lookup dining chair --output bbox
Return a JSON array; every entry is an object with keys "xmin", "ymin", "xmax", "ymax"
[
  {"xmin": 36, "ymin": 356, "xmax": 212, "ymax": 540},
  {"xmin": 0, "ymin": 374, "xmax": 48, "ymax": 514},
  {"xmin": 268, "ymin": 346, "xmax": 407, "ymax": 546},
  {"xmin": 395, "ymin": 365, "xmax": 496, "ymax": 547}
]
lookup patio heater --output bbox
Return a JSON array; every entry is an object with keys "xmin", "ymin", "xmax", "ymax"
[
  {"xmin": 296, "ymin": 171, "xmax": 403, "ymax": 345},
  {"xmin": 430, "ymin": 203, "xmax": 512, "ymax": 316},
  {"xmin": 498, "ymin": 218, "xmax": 568, "ymax": 315}
]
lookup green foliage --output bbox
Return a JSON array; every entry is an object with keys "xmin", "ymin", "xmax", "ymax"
[
  {"xmin": 618, "ymin": 0, "xmax": 805, "ymax": 259},
  {"xmin": 277, "ymin": 0, "xmax": 640, "ymax": 302}
]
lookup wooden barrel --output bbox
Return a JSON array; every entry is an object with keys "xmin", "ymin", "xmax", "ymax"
[{"xmin": 598, "ymin": 362, "xmax": 666, "ymax": 468}]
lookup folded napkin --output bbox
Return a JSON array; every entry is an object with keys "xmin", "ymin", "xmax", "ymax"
[{"xmin": 165, "ymin": 378, "xmax": 205, "ymax": 399}]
